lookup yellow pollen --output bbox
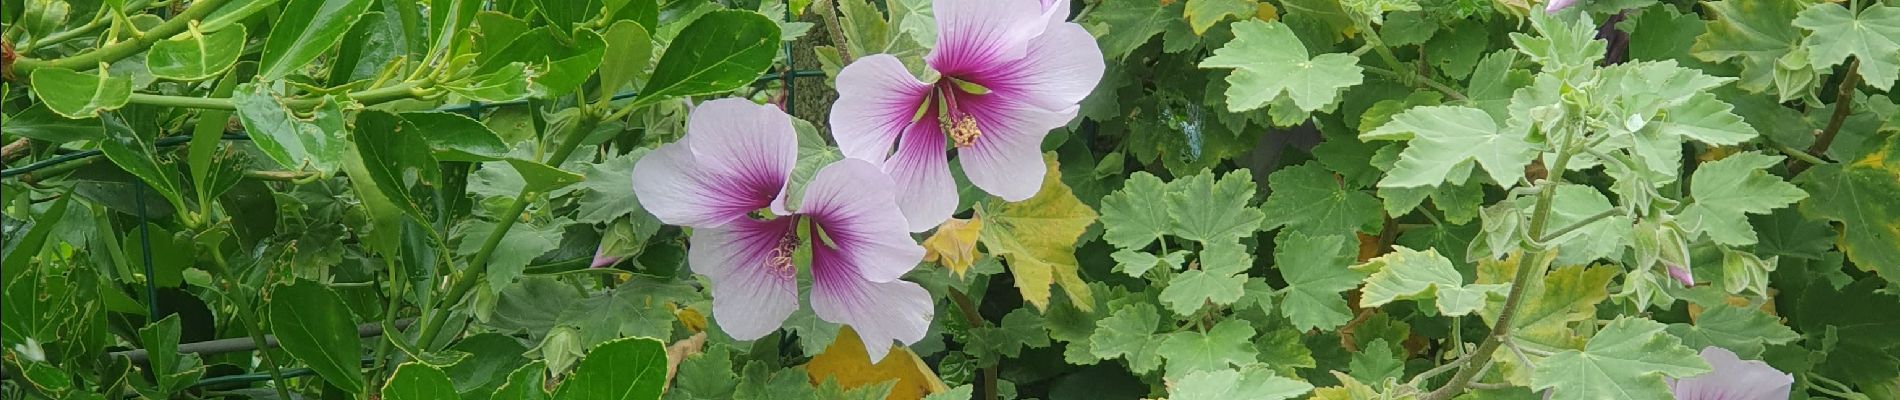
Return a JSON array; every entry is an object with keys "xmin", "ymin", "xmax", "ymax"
[{"xmin": 949, "ymin": 115, "xmax": 982, "ymax": 148}]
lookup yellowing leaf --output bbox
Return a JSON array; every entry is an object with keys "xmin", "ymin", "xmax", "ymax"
[
  {"xmin": 922, "ymin": 217, "xmax": 984, "ymax": 278},
  {"xmin": 977, "ymin": 153, "xmax": 1098, "ymax": 312},
  {"xmin": 806, "ymin": 326, "xmax": 950, "ymax": 400}
]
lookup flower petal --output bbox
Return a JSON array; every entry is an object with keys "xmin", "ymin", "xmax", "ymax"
[
  {"xmin": 1040, "ymin": 0, "xmax": 1072, "ymax": 25},
  {"xmin": 928, "ymin": 0, "xmax": 1048, "ymax": 76},
  {"xmin": 630, "ymin": 143, "xmax": 767, "ymax": 227},
  {"xmin": 687, "ymin": 98, "xmax": 801, "ymax": 214},
  {"xmin": 968, "ymin": 22, "xmax": 1105, "ymax": 111},
  {"xmin": 809, "ymin": 250, "xmax": 934, "ymax": 363},
  {"xmin": 883, "ymin": 123, "xmax": 959, "ymax": 231},
  {"xmin": 801, "ymin": 159, "xmax": 928, "ymax": 282},
  {"xmin": 687, "ymin": 218, "xmax": 802, "ymax": 340},
  {"xmin": 832, "ymin": 54, "xmax": 932, "ymax": 164},
  {"xmin": 956, "ymin": 93, "xmax": 1074, "ymax": 201},
  {"xmin": 1669, "ymin": 347, "xmax": 1793, "ymax": 400},
  {"xmin": 1667, "ymin": 263, "xmax": 1695, "ymax": 287}
]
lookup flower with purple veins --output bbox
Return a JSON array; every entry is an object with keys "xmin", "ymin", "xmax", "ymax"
[
  {"xmin": 1668, "ymin": 347, "xmax": 1793, "ymax": 400},
  {"xmin": 830, "ymin": 0, "xmax": 1104, "ymax": 232},
  {"xmin": 631, "ymin": 99, "xmax": 933, "ymax": 362}
]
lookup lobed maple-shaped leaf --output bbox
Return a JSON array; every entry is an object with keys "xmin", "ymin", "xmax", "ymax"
[
  {"xmin": 1511, "ymin": 12, "xmax": 1607, "ymax": 77},
  {"xmin": 1184, "ymin": 0, "xmax": 1257, "ymax": 35},
  {"xmin": 1273, "ymin": 232, "xmax": 1366, "ymax": 331},
  {"xmin": 1261, "ymin": 163, "xmax": 1383, "ymax": 238},
  {"xmin": 1677, "ymin": 152, "xmax": 1807, "ymax": 246},
  {"xmin": 1692, "ymin": 0, "xmax": 1810, "ymax": 93},
  {"xmin": 1353, "ymin": 246, "xmax": 1507, "ymax": 316},
  {"xmin": 1531, "ymin": 318, "xmax": 1713, "ymax": 400},
  {"xmin": 978, "ymin": 154, "xmax": 1098, "ymax": 311},
  {"xmin": 1665, "ymin": 304, "xmax": 1800, "ymax": 359},
  {"xmin": 1089, "ymin": 303, "xmax": 1166, "ymax": 373},
  {"xmin": 1200, "ymin": 20, "xmax": 1364, "ymax": 112},
  {"xmin": 1796, "ymin": 133, "xmax": 1900, "ymax": 283},
  {"xmin": 1100, "ymin": 172, "xmax": 1174, "ymax": 250},
  {"xmin": 1090, "ymin": 0, "xmax": 1179, "ymax": 61},
  {"xmin": 1363, "ymin": 105, "xmax": 1539, "ymax": 189},
  {"xmin": 1167, "ymin": 366, "xmax": 1313, "ymax": 400},
  {"xmin": 1481, "ymin": 263, "xmax": 1617, "ymax": 351},
  {"xmin": 1112, "ymin": 249, "xmax": 1187, "ymax": 278},
  {"xmin": 1794, "ymin": 3, "xmax": 1900, "ymax": 90},
  {"xmin": 1158, "ymin": 320, "xmax": 1259, "ymax": 380},
  {"xmin": 1167, "ymin": 169, "xmax": 1265, "ymax": 244}
]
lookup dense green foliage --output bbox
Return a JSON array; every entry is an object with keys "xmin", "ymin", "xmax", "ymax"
[{"xmin": 3, "ymin": 0, "xmax": 1898, "ymax": 399}]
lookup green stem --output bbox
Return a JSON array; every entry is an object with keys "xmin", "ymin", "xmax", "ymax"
[
  {"xmin": 10, "ymin": 0, "xmax": 229, "ymax": 76},
  {"xmin": 948, "ymin": 288, "xmax": 998, "ymax": 400},
  {"xmin": 213, "ymin": 258, "xmax": 295, "ymax": 400},
  {"xmin": 413, "ymin": 113, "xmax": 603, "ymax": 351},
  {"xmin": 1423, "ymin": 132, "xmax": 1577, "ymax": 400},
  {"xmin": 1534, "ymin": 207, "xmax": 1621, "ymax": 243},
  {"xmin": 125, "ymin": 81, "xmax": 428, "ymax": 111}
]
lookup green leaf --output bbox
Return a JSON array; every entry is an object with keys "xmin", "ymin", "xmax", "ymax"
[
  {"xmin": 259, "ymin": 0, "xmax": 376, "ymax": 79},
  {"xmin": 1531, "ymin": 318, "xmax": 1713, "ymax": 400},
  {"xmin": 923, "ymin": 385, "xmax": 974, "ymax": 400},
  {"xmin": 552, "ymin": 337, "xmax": 668, "ymax": 400},
  {"xmin": 268, "ymin": 280, "xmax": 365, "ymax": 394},
  {"xmin": 1201, "ymin": 20, "xmax": 1363, "ymax": 112},
  {"xmin": 1260, "ymin": 163, "xmax": 1383, "ymax": 238},
  {"xmin": 1794, "ymin": 3, "xmax": 1900, "ymax": 90},
  {"xmin": 505, "ymin": 158, "xmax": 586, "ymax": 194},
  {"xmin": 493, "ymin": 361, "xmax": 550, "ymax": 400},
  {"xmin": 1158, "ymin": 320, "xmax": 1258, "ymax": 380},
  {"xmin": 1353, "ymin": 246, "xmax": 1507, "ymax": 316},
  {"xmin": 1274, "ymin": 232, "xmax": 1365, "ymax": 331},
  {"xmin": 137, "ymin": 315, "xmax": 203, "ymax": 393},
  {"xmin": 5, "ymin": 103, "xmax": 103, "ymax": 143},
  {"xmin": 597, "ymin": 20, "xmax": 654, "ymax": 100},
  {"xmin": 457, "ymin": 220, "xmax": 563, "ymax": 294},
  {"xmin": 1089, "ymin": 0, "xmax": 1178, "ymax": 61},
  {"xmin": 1666, "ymin": 304, "xmax": 1799, "ymax": 359},
  {"xmin": 1168, "ymin": 169, "xmax": 1265, "ymax": 244},
  {"xmin": 1362, "ymin": 105, "xmax": 1538, "ymax": 189},
  {"xmin": 146, "ymin": 25, "xmax": 246, "ymax": 81},
  {"xmin": 98, "ymin": 111, "xmax": 185, "ymax": 214},
  {"xmin": 1090, "ymin": 303, "xmax": 1166, "ymax": 373},
  {"xmin": 352, "ymin": 110, "xmax": 442, "ymax": 224},
  {"xmin": 1161, "ymin": 269, "xmax": 1247, "ymax": 316},
  {"xmin": 1514, "ymin": 184, "xmax": 1632, "ymax": 266},
  {"xmin": 1466, "ymin": 51, "xmax": 1533, "ymax": 121},
  {"xmin": 534, "ymin": 0, "xmax": 596, "ymax": 31},
  {"xmin": 1691, "ymin": 0, "xmax": 1809, "ymax": 93},
  {"xmin": 637, "ymin": 10, "xmax": 780, "ymax": 107},
  {"xmin": 232, "ymin": 84, "xmax": 348, "ymax": 173},
  {"xmin": 1677, "ymin": 152, "xmax": 1806, "ymax": 246},
  {"xmin": 973, "ymin": 309, "xmax": 1053, "ymax": 360},
  {"xmin": 1652, "ymin": 93, "xmax": 1758, "ymax": 146},
  {"xmin": 1483, "ymin": 264, "xmax": 1616, "ymax": 351},
  {"xmin": 383, "ymin": 363, "xmax": 459, "ymax": 400},
  {"xmin": 401, "ymin": 111, "xmax": 510, "ymax": 162},
  {"xmin": 1796, "ymin": 133, "xmax": 1900, "ymax": 282},
  {"xmin": 1346, "ymin": 339, "xmax": 1402, "ymax": 384},
  {"xmin": 976, "ymin": 155, "xmax": 1098, "ymax": 311},
  {"xmin": 1184, "ymin": 0, "xmax": 1255, "ymax": 35},
  {"xmin": 1167, "ymin": 366, "xmax": 1313, "ymax": 400},
  {"xmin": 575, "ymin": 150, "xmax": 648, "ymax": 224},
  {"xmin": 1099, "ymin": 172, "xmax": 1173, "ymax": 249},
  {"xmin": 444, "ymin": 334, "xmax": 531, "ymax": 398},
  {"xmin": 1511, "ymin": 12, "xmax": 1607, "ymax": 77},
  {"xmin": 30, "ymin": 67, "xmax": 131, "ymax": 118},
  {"xmin": 1112, "ymin": 249, "xmax": 1186, "ymax": 278}
]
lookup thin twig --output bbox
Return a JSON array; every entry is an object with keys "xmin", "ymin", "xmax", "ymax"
[{"xmin": 1791, "ymin": 58, "xmax": 1860, "ymax": 174}]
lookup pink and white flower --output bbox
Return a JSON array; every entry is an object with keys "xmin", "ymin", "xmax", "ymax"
[
  {"xmin": 631, "ymin": 99, "xmax": 933, "ymax": 362},
  {"xmin": 830, "ymin": 0, "xmax": 1104, "ymax": 231},
  {"xmin": 1668, "ymin": 347, "xmax": 1794, "ymax": 400}
]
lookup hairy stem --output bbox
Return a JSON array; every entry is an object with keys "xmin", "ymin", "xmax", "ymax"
[
  {"xmin": 1423, "ymin": 134, "xmax": 1576, "ymax": 400},
  {"xmin": 125, "ymin": 81, "xmax": 428, "ymax": 111},
  {"xmin": 1362, "ymin": 65, "xmax": 1468, "ymax": 102}
]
